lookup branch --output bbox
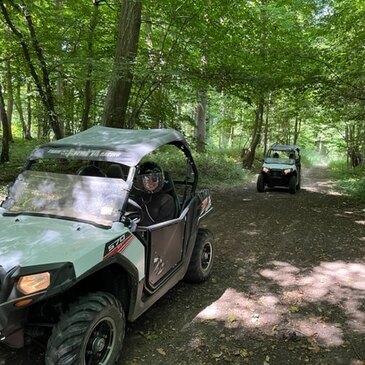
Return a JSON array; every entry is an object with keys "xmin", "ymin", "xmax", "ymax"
[
  {"xmin": 20, "ymin": 1, "xmax": 55, "ymax": 109},
  {"xmin": 0, "ymin": 0, "xmax": 46, "ymax": 103}
]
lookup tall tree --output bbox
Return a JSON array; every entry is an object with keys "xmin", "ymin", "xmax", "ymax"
[
  {"xmin": 102, "ymin": 0, "xmax": 142, "ymax": 128},
  {"xmin": 196, "ymin": 89, "xmax": 207, "ymax": 153},
  {"xmin": 5, "ymin": 59, "xmax": 13, "ymax": 142},
  {"xmin": 81, "ymin": 1, "xmax": 100, "ymax": 131},
  {"xmin": 0, "ymin": 83, "xmax": 10, "ymax": 162}
]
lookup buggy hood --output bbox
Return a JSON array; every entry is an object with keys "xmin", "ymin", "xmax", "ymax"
[
  {"xmin": 29, "ymin": 126, "xmax": 191, "ymax": 167},
  {"xmin": 0, "ymin": 212, "xmax": 136, "ymax": 277}
]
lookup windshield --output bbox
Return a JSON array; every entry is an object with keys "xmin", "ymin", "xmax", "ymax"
[
  {"xmin": 265, "ymin": 157, "xmax": 295, "ymax": 164},
  {"xmin": 2, "ymin": 170, "xmax": 128, "ymax": 226}
]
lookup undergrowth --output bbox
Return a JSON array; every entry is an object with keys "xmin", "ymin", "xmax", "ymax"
[
  {"xmin": 0, "ymin": 138, "xmax": 43, "ymax": 183},
  {"xmin": 328, "ymin": 160, "xmax": 365, "ymax": 202}
]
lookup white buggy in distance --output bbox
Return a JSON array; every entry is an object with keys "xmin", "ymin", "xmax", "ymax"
[
  {"xmin": 0, "ymin": 126, "xmax": 214, "ymax": 365},
  {"xmin": 257, "ymin": 143, "xmax": 301, "ymax": 194}
]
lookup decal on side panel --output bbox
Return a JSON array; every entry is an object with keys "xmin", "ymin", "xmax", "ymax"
[{"xmin": 103, "ymin": 233, "xmax": 133, "ymax": 260}]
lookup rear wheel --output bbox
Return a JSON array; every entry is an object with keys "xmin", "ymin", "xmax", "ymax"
[
  {"xmin": 257, "ymin": 174, "xmax": 265, "ymax": 192},
  {"xmin": 289, "ymin": 176, "xmax": 297, "ymax": 194},
  {"xmin": 45, "ymin": 292, "xmax": 125, "ymax": 365},
  {"xmin": 185, "ymin": 228, "xmax": 214, "ymax": 283}
]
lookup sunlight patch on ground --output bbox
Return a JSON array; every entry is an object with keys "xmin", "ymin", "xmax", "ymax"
[
  {"xmin": 303, "ymin": 177, "xmax": 345, "ymax": 196},
  {"xmin": 196, "ymin": 288, "xmax": 285, "ymax": 332},
  {"xmin": 238, "ymin": 229, "xmax": 260, "ymax": 236},
  {"xmin": 305, "ymin": 185, "xmax": 344, "ymax": 196},
  {"xmin": 290, "ymin": 317, "xmax": 344, "ymax": 346},
  {"xmin": 355, "ymin": 220, "xmax": 365, "ymax": 225},
  {"xmin": 193, "ymin": 260, "xmax": 365, "ymax": 347}
]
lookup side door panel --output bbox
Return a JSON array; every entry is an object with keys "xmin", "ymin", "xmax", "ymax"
[
  {"xmin": 147, "ymin": 220, "xmax": 184, "ymax": 286},
  {"xmin": 136, "ymin": 197, "xmax": 199, "ymax": 292}
]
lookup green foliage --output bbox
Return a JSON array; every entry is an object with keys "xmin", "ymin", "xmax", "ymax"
[
  {"xmin": 1, "ymin": 0, "xmax": 365, "ymax": 165},
  {"xmin": 194, "ymin": 152, "xmax": 252, "ymax": 188},
  {"xmin": 328, "ymin": 160, "xmax": 365, "ymax": 202},
  {"xmin": 0, "ymin": 138, "xmax": 43, "ymax": 183},
  {"xmin": 143, "ymin": 146, "xmax": 252, "ymax": 188}
]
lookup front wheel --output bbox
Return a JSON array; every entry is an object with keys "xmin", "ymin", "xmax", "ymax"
[
  {"xmin": 257, "ymin": 174, "xmax": 265, "ymax": 192},
  {"xmin": 185, "ymin": 228, "xmax": 214, "ymax": 283},
  {"xmin": 289, "ymin": 175, "xmax": 297, "ymax": 194},
  {"xmin": 296, "ymin": 173, "xmax": 301, "ymax": 190},
  {"xmin": 45, "ymin": 292, "xmax": 125, "ymax": 365}
]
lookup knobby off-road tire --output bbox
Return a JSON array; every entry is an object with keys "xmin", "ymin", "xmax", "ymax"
[
  {"xmin": 257, "ymin": 174, "xmax": 265, "ymax": 192},
  {"xmin": 185, "ymin": 228, "xmax": 214, "ymax": 283},
  {"xmin": 45, "ymin": 292, "xmax": 125, "ymax": 365},
  {"xmin": 296, "ymin": 174, "xmax": 301, "ymax": 190},
  {"xmin": 289, "ymin": 175, "xmax": 297, "ymax": 194}
]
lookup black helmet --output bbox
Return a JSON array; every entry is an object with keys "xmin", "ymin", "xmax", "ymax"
[{"xmin": 135, "ymin": 161, "xmax": 164, "ymax": 194}]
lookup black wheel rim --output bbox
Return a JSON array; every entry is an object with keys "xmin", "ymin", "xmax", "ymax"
[
  {"xmin": 84, "ymin": 317, "xmax": 116, "ymax": 365},
  {"xmin": 201, "ymin": 241, "xmax": 213, "ymax": 271}
]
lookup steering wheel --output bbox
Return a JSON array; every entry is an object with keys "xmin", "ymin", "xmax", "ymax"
[
  {"xmin": 127, "ymin": 198, "xmax": 142, "ymax": 211},
  {"xmin": 124, "ymin": 198, "xmax": 142, "ymax": 223}
]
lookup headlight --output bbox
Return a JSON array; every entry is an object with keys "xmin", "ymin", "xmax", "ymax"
[
  {"xmin": 262, "ymin": 167, "xmax": 270, "ymax": 173},
  {"xmin": 17, "ymin": 272, "xmax": 51, "ymax": 295},
  {"xmin": 283, "ymin": 168, "xmax": 292, "ymax": 175}
]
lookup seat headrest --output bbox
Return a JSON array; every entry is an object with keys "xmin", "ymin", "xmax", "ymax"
[
  {"xmin": 77, "ymin": 165, "xmax": 106, "ymax": 177},
  {"xmin": 106, "ymin": 164, "xmax": 125, "ymax": 179}
]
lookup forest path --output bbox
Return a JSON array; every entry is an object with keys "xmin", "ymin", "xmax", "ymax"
[{"xmin": 0, "ymin": 165, "xmax": 364, "ymax": 365}]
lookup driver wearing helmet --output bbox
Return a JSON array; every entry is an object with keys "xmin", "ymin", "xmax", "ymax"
[{"xmin": 134, "ymin": 161, "xmax": 176, "ymax": 226}]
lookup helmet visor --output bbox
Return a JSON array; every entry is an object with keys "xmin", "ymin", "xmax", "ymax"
[{"xmin": 137, "ymin": 172, "xmax": 164, "ymax": 193}]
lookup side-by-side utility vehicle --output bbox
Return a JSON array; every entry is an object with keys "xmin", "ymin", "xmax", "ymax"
[
  {"xmin": 0, "ymin": 126, "xmax": 214, "ymax": 364},
  {"xmin": 257, "ymin": 143, "xmax": 301, "ymax": 194}
]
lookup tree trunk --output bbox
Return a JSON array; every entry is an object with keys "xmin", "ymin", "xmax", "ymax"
[
  {"xmin": 26, "ymin": 81, "xmax": 32, "ymax": 139},
  {"xmin": 14, "ymin": 76, "xmax": 27, "ymax": 140},
  {"xmin": 0, "ymin": 83, "xmax": 10, "ymax": 163},
  {"xmin": 347, "ymin": 123, "xmax": 361, "ymax": 168},
  {"xmin": 293, "ymin": 115, "xmax": 301, "ymax": 145},
  {"xmin": 5, "ymin": 60, "xmax": 14, "ymax": 142},
  {"xmin": 81, "ymin": 2, "xmax": 100, "ymax": 131},
  {"xmin": 243, "ymin": 96, "xmax": 264, "ymax": 169},
  {"xmin": 196, "ymin": 89, "xmax": 207, "ymax": 153},
  {"xmin": 55, "ymin": 0, "xmax": 65, "ymax": 136},
  {"xmin": 263, "ymin": 93, "xmax": 271, "ymax": 156},
  {"xmin": 102, "ymin": 0, "xmax": 142, "ymax": 128}
]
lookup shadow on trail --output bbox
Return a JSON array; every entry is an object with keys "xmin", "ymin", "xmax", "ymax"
[{"xmin": 176, "ymin": 167, "xmax": 364, "ymax": 365}]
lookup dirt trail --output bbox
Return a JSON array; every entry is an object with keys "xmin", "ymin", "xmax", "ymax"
[{"xmin": 1, "ymin": 165, "xmax": 364, "ymax": 365}]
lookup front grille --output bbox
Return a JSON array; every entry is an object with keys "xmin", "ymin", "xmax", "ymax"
[{"xmin": 269, "ymin": 170, "xmax": 283, "ymax": 177}]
